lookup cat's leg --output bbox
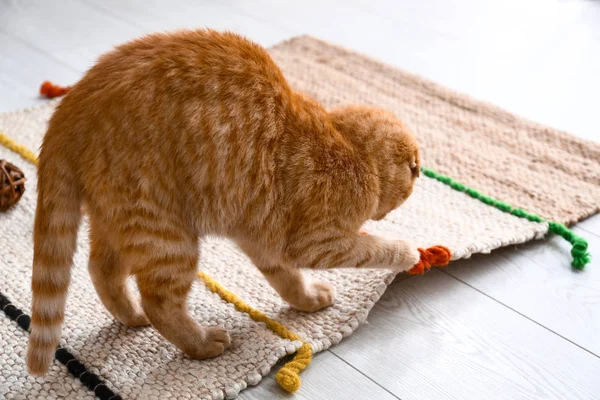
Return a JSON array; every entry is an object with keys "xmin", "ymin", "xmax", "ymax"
[
  {"xmin": 288, "ymin": 232, "xmax": 420, "ymax": 271},
  {"xmin": 88, "ymin": 218, "xmax": 150, "ymax": 327},
  {"xmin": 236, "ymin": 242, "xmax": 334, "ymax": 312},
  {"xmin": 131, "ymin": 236, "xmax": 230, "ymax": 359},
  {"xmin": 260, "ymin": 265, "xmax": 335, "ymax": 312}
]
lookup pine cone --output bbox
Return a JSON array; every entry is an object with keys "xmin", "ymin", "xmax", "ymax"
[{"xmin": 0, "ymin": 160, "xmax": 26, "ymax": 211}]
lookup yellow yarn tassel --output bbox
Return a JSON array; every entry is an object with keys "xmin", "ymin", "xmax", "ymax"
[
  {"xmin": 0, "ymin": 131, "xmax": 39, "ymax": 165},
  {"xmin": 197, "ymin": 271, "xmax": 312, "ymax": 392},
  {"xmin": 0, "ymin": 127, "xmax": 312, "ymax": 392},
  {"xmin": 275, "ymin": 342, "xmax": 312, "ymax": 392}
]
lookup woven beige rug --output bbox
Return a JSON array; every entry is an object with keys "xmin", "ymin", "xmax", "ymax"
[{"xmin": 1, "ymin": 36, "xmax": 599, "ymax": 400}]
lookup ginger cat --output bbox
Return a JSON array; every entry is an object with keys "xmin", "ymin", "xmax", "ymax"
[{"xmin": 27, "ymin": 30, "xmax": 420, "ymax": 375}]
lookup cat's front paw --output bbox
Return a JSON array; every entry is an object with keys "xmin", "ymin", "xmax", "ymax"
[
  {"xmin": 290, "ymin": 280, "xmax": 335, "ymax": 312},
  {"xmin": 394, "ymin": 240, "xmax": 421, "ymax": 272}
]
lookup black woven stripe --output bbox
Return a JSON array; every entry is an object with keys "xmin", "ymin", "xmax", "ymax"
[{"xmin": 0, "ymin": 291, "xmax": 123, "ymax": 400}]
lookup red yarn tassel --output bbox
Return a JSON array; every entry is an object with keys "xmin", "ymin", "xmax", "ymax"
[
  {"xmin": 40, "ymin": 81, "xmax": 71, "ymax": 99},
  {"xmin": 408, "ymin": 245, "xmax": 452, "ymax": 275},
  {"xmin": 359, "ymin": 231, "xmax": 451, "ymax": 275}
]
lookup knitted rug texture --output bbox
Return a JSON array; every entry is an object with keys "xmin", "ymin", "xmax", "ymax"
[{"xmin": 1, "ymin": 36, "xmax": 599, "ymax": 399}]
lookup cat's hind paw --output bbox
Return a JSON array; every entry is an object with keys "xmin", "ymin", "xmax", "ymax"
[{"xmin": 118, "ymin": 310, "xmax": 151, "ymax": 328}]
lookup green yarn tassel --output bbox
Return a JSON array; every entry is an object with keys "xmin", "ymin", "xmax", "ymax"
[
  {"xmin": 548, "ymin": 222, "xmax": 591, "ymax": 269},
  {"xmin": 421, "ymin": 167, "xmax": 591, "ymax": 269}
]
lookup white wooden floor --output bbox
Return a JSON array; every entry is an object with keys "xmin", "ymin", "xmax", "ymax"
[{"xmin": 1, "ymin": 1, "xmax": 599, "ymax": 399}]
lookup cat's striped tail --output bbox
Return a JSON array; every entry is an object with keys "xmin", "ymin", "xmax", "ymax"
[{"xmin": 27, "ymin": 153, "xmax": 82, "ymax": 376}]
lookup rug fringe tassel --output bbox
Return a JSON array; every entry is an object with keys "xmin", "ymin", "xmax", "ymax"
[
  {"xmin": 549, "ymin": 222, "xmax": 591, "ymax": 268},
  {"xmin": 408, "ymin": 245, "xmax": 452, "ymax": 275},
  {"xmin": 421, "ymin": 167, "xmax": 591, "ymax": 269},
  {"xmin": 197, "ymin": 272, "xmax": 312, "ymax": 393},
  {"xmin": 40, "ymin": 80, "xmax": 71, "ymax": 98},
  {"xmin": 275, "ymin": 343, "xmax": 312, "ymax": 392}
]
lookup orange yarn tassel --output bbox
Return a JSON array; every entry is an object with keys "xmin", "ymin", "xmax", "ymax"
[
  {"xmin": 40, "ymin": 81, "xmax": 71, "ymax": 98},
  {"xmin": 359, "ymin": 231, "xmax": 451, "ymax": 274},
  {"xmin": 408, "ymin": 245, "xmax": 452, "ymax": 275}
]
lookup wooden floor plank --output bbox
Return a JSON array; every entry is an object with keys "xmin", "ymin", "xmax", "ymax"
[
  {"xmin": 83, "ymin": 0, "xmax": 292, "ymax": 47},
  {"xmin": 214, "ymin": 0, "xmax": 458, "ymax": 77},
  {"xmin": 331, "ymin": 269, "xmax": 600, "ymax": 400},
  {"xmin": 0, "ymin": 0, "xmax": 146, "ymax": 72},
  {"xmin": 443, "ymin": 226, "xmax": 600, "ymax": 356},
  {"xmin": 579, "ymin": 214, "xmax": 600, "ymax": 238},
  {"xmin": 0, "ymin": 32, "xmax": 81, "ymax": 113}
]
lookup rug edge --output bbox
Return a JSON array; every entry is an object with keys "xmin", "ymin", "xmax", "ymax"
[{"xmin": 272, "ymin": 35, "xmax": 600, "ymax": 152}]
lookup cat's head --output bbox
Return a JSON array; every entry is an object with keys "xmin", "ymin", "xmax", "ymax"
[{"xmin": 330, "ymin": 106, "xmax": 420, "ymax": 221}]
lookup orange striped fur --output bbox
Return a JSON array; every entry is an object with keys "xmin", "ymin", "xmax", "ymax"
[{"xmin": 27, "ymin": 30, "xmax": 420, "ymax": 375}]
